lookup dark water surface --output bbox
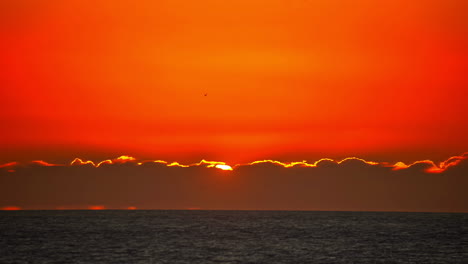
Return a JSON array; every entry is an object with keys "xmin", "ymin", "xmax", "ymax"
[{"xmin": 0, "ymin": 210, "xmax": 467, "ymax": 263}]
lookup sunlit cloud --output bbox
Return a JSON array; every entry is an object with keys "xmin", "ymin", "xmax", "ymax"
[
  {"xmin": 31, "ymin": 160, "xmax": 61, "ymax": 167},
  {"xmin": 0, "ymin": 162, "xmax": 18, "ymax": 168},
  {"xmin": 391, "ymin": 153, "xmax": 468, "ymax": 173},
  {"xmin": 1, "ymin": 153, "xmax": 467, "ymax": 173},
  {"xmin": 1, "ymin": 153, "xmax": 467, "ymax": 212}
]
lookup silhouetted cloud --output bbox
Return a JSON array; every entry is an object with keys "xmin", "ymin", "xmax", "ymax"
[{"xmin": 0, "ymin": 154, "xmax": 467, "ymax": 212}]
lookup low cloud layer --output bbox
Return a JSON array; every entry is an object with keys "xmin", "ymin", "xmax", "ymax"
[{"xmin": 1, "ymin": 154, "xmax": 467, "ymax": 212}]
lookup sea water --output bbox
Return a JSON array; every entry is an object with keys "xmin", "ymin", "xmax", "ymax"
[{"xmin": 0, "ymin": 210, "xmax": 467, "ymax": 263}]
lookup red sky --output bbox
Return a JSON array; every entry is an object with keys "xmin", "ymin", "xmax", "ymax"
[{"xmin": 1, "ymin": 0, "xmax": 467, "ymax": 164}]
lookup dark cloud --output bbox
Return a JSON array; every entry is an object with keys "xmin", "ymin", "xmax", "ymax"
[{"xmin": 0, "ymin": 154, "xmax": 467, "ymax": 212}]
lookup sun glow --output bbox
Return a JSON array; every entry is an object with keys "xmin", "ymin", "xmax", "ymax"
[
  {"xmin": 88, "ymin": 205, "xmax": 105, "ymax": 210},
  {"xmin": 215, "ymin": 164, "xmax": 233, "ymax": 171},
  {"xmin": 1, "ymin": 206, "xmax": 21, "ymax": 211}
]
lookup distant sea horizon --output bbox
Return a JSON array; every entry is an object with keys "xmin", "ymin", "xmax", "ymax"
[{"xmin": 3, "ymin": 208, "xmax": 468, "ymax": 213}]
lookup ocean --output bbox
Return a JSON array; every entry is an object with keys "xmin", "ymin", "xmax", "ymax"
[{"xmin": 0, "ymin": 210, "xmax": 467, "ymax": 263}]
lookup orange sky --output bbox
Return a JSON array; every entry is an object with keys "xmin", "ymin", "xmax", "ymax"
[{"xmin": 1, "ymin": 0, "xmax": 467, "ymax": 164}]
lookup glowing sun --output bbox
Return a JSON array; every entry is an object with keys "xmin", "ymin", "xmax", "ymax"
[{"xmin": 215, "ymin": 164, "xmax": 233, "ymax": 171}]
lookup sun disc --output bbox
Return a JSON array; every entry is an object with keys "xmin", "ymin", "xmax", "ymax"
[{"xmin": 215, "ymin": 164, "xmax": 233, "ymax": 171}]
